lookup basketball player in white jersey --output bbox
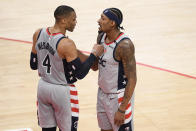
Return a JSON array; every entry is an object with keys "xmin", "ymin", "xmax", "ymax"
[
  {"xmin": 92, "ymin": 8, "xmax": 137, "ymax": 131},
  {"xmin": 30, "ymin": 5, "xmax": 103, "ymax": 131}
]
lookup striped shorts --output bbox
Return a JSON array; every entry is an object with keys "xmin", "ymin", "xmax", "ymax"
[
  {"xmin": 37, "ymin": 79, "xmax": 79, "ymax": 131},
  {"xmin": 97, "ymin": 88, "xmax": 134, "ymax": 131}
]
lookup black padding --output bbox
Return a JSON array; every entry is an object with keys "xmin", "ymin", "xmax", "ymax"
[
  {"xmin": 42, "ymin": 127, "xmax": 56, "ymax": 131},
  {"xmin": 62, "ymin": 58, "xmax": 78, "ymax": 84},
  {"xmin": 67, "ymin": 53, "xmax": 96, "ymax": 80},
  {"xmin": 30, "ymin": 52, "xmax": 38, "ymax": 70}
]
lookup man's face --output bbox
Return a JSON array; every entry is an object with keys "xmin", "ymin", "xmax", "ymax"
[
  {"xmin": 98, "ymin": 13, "xmax": 113, "ymax": 32},
  {"xmin": 66, "ymin": 11, "xmax": 77, "ymax": 32}
]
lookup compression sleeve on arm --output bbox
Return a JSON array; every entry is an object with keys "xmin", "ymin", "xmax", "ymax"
[
  {"xmin": 30, "ymin": 52, "xmax": 38, "ymax": 70},
  {"xmin": 68, "ymin": 53, "xmax": 96, "ymax": 79}
]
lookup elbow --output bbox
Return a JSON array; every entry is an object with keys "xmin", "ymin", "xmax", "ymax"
[
  {"xmin": 91, "ymin": 66, "xmax": 98, "ymax": 71},
  {"xmin": 77, "ymin": 76, "xmax": 84, "ymax": 80},
  {"xmin": 91, "ymin": 63, "xmax": 99, "ymax": 71},
  {"xmin": 30, "ymin": 62, "xmax": 38, "ymax": 70},
  {"xmin": 30, "ymin": 65, "xmax": 38, "ymax": 70},
  {"xmin": 75, "ymin": 73, "xmax": 86, "ymax": 80},
  {"xmin": 30, "ymin": 52, "xmax": 38, "ymax": 70}
]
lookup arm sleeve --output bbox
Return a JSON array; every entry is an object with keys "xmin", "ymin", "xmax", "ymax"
[
  {"xmin": 30, "ymin": 52, "xmax": 38, "ymax": 70},
  {"xmin": 67, "ymin": 53, "xmax": 96, "ymax": 79}
]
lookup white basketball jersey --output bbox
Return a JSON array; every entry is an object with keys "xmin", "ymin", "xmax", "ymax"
[
  {"xmin": 35, "ymin": 28, "xmax": 75, "ymax": 85},
  {"xmin": 98, "ymin": 32, "xmax": 130, "ymax": 93}
]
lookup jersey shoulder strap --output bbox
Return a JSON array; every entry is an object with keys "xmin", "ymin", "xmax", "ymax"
[
  {"xmin": 37, "ymin": 28, "xmax": 43, "ymax": 41},
  {"xmin": 97, "ymin": 31, "xmax": 105, "ymax": 44}
]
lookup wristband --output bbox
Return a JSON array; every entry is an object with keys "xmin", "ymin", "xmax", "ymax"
[
  {"xmin": 91, "ymin": 49, "xmax": 97, "ymax": 56},
  {"xmin": 118, "ymin": 108, "xmax": 125, "ymax": 114}
]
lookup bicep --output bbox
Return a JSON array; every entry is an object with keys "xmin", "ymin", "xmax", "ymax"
[
  {"xmin": 57, "ymin": 39, "xmax": 78, "ymax": 62},
  {"xmin": 66, "ymin": 47, "xmax": 78, "ymax": 62},
  {"xmin": 116, "ymin": 40, "xmax": 136, "ymax": 78}
]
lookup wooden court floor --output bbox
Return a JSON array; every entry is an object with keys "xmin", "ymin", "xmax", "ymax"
[
  {"xmin": 0, "ymin": 0, "xmax": 196, "ymax": 131},
  {"xmin": 0, "ymin": 39, "xmax": 196, "ymax": 131}
]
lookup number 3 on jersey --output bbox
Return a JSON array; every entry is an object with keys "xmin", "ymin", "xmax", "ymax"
[{"xmin": 43, "ymin": 54, "xmax": 51, "ymax": 74}]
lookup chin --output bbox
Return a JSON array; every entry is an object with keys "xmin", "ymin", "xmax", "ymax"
[
  {"xmin": 98, "ymin": 28, "xmax": 104, "ymax": 33},
  {"xmin": 68, "ymin": 28, "xmax": 74, "ymax": 32},
  {"xmin": 100, "ymin": 29, "xmax": 106, "ymax": 33},
  {"xmin": 71, "ymin": 27, "xmax": 75, "ymax": 32}
]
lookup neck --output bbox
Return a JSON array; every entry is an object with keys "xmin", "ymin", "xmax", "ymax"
[
  {"xmin": 105, "ymin": 29, "xmax": 121, "ymax": 42},
  {"xmin": 51, "ymin": 23, "xmax": 66, "ymax": 35}
]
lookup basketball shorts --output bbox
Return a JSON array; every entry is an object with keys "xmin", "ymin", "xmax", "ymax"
[
  {"xmin": 37, "ymin": 79, "xmax": 79, "ymax": 131},
  {"xmin": 97, "ymin": 88, "xmax": 134, "ymax": 131}
]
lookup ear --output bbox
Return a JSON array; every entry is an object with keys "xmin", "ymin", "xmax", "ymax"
[
  {"xmin": 62, "ymin": 18, "xmax": 67, "ymax": 24},
  {"xmin": 111, "ymin": 21, "xmax": 116, "ymax": 26},
  {"xmin": 110, "ymin": 20, "xmax": 116, "ymax": 28}
]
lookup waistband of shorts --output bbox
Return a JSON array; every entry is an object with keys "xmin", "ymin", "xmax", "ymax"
[
  {"xmin": 60, "ymin": 84, "xmax": 75, "ymax": 87},
  {"xmin": 41, "ymin": 78, "xmax": 75, "ymax": 87},
  {"xmin": 99, "ymin": 87, "xmax": 118, "ymax": 94},
  {"xmin": 41, "ymin": 80, "xmax": 75, "ymax": 87}
]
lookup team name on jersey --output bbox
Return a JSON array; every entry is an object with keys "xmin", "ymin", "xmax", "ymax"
[{"xmin": 37, "ymin": 42, "xmax": 56, "ymax": 55}]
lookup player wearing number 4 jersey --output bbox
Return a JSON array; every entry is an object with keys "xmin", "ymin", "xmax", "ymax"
[
  {"xmin": 92, "ymin": 8, "xmax": 137, "ymax": 131},
  {"xmin": 30, "ymin": 5, "xmax": 103, "ymax": 131}
]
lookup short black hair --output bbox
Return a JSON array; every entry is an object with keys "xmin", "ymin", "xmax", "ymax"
[
  {"xmin": 108, "ymin": 8, "xmax": 124, "ymax": 30},
  {"xmin": 54, "ymin": 5, "xmax": 75, "ymax": 21}
]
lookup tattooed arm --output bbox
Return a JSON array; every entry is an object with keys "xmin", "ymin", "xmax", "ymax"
[{"xmin": 114, "ymin": 39, "xmax": 137, "ymax": 126}]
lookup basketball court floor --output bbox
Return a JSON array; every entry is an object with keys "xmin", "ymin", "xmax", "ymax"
[{"xmin": 0, "ymin": 0, "xmax": 196, "ymax": 131}]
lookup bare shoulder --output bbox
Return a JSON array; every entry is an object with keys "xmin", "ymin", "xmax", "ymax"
[
  {"xmin": 33, "ymin": 28, "xmax": 42, "ymax": 41},
  {"xmin": 115, "ymin": 39, "xmax": 135, "ymax": 61},
  {"xmin": 118, "ymin": 39, "xmax": 134, "ymax": 52},
  {"xmin": 58, "ymin": 38, "xmax": 76, "ymax": 50},
  {"xmin": 32, "ymin": 28, "xmax": 42, "ymax": 53},
  {"xmin": 57, "ymin": 38, "xmax": 77, "ymax": 61}
]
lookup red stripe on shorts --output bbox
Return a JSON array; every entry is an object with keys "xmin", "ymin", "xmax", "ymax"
[
  {"xmin": 118, "ymin": 98, "xmax": 131, "ymax": 109},
  {"xmin": 71, "ymin": 99, "xmax": 79, "ymax": 104},
  {"xmin": 125, "ymin": 111, "xmax": 132, "ymax": 119},
  {"xmin": 126, "ymin": 103, "xmax": 131, "ymax": 110},
  {"xmin": 72, "ymin": 107, "xmax": 79, "ymax": 112},
  {"xmin": 118, "ymin": 97, "xmax": 123, "ymax": 103},
  {"xmin": 70, "ymin": 91, "xmax": 78, "ymax": 95}
]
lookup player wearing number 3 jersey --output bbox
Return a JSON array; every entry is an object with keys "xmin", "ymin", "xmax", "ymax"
[
  {"xmin": 30, "ymin": 5, "xmax": 104, "ymax": 131},
  {"xmin": 92, "ymin": 8, "xmax": 137, "ymax": 131}
]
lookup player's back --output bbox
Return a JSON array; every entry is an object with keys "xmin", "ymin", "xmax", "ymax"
[{"xmin": 35, "ymin": 27, "xmax": 69, "ymax": 85}]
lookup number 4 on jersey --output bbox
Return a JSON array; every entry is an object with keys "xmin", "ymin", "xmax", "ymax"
[{"xmin": 43, "ymin": 54, "xmax": 51, "ymax": 73}]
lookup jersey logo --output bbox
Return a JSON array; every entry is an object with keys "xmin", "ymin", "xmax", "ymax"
[{"xmin": 98, "ymin": 55, "xmax": 106, "ymax": 67}]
